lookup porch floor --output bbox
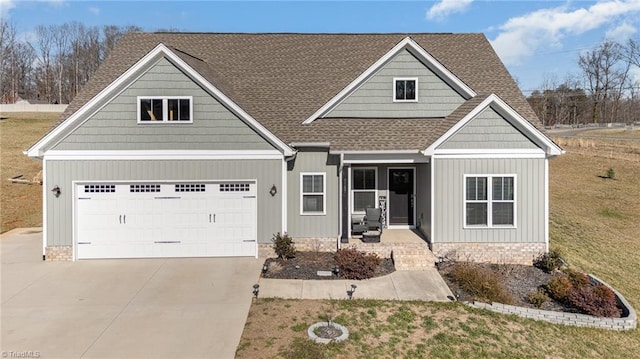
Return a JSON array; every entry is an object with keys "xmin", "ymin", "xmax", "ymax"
[{"xmin": 344, "ymin": 229, "xmax": 436, "ymax": 270}]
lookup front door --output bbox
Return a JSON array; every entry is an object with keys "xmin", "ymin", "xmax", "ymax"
[{"xmin": 388, "ymin": 168, "xmax": 414, "ymax": 226}]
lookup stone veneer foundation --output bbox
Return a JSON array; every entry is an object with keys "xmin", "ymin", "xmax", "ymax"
[
  {"xmin": 432, "ymin": 242, "xmax": 546, "ymax": 265},
  {"xmin": 258, "ymin": 237, "xmax": 337, "ymax": 258},
  {"xmin": 45, "ymin": 246, "xmax": 73, "ymax": 261}
]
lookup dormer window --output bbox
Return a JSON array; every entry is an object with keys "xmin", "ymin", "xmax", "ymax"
[
  {"xmin": 137, "ymin": 96, "xmax": 193, "ymax": 123},
  {"xmin": 393, "ymin": 78, "xmax": 418, "ymax": 102}
]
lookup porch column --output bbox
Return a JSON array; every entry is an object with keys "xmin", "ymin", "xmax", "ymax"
[{"xmin": 340, "ymin": 164, "xmax": 350, "ymax": 242}]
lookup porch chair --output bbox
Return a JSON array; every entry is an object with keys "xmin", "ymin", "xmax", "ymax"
[{"xmin": 364, "ymin": 207, "xmax": 383, "ymax": 234}]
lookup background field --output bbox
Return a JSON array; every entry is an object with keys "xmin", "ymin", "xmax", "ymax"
[{"xmin": 2, "ymin": 115, "xmax": 639, "ymax": 358}]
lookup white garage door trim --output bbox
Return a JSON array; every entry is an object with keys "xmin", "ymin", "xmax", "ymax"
[{"xmin": 73, "ymin": 180, "xmax": 258, "ymax": 260}]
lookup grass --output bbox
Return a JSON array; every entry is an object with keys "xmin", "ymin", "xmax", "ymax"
[
  {"xmin": 0, "ymin": 112, "xmax": 59, "ymax": 233},
  {"xmin": 237, "ymin": 131, "xmax": 640, "ymax": 359}
]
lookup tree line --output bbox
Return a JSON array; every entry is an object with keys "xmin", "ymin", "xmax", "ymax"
[
  {"xmin": 1, "ymin": 21, "xmax": 142, "ymax": 105},
  {"xmin": 527, "ymin": 39, "xmax": 640, "ymax": 126}
]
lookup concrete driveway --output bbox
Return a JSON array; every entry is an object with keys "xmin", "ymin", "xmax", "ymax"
[{"xmin": 1, "ymin": 228, "xmax": 262, "ymax": 359}]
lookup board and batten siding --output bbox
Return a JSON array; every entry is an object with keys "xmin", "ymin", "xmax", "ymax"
[
  {"xmin": 45, "ymin": 159, "xmax": 282, "ymax": 247},
  {"xmin": 324, "ymin": 49, "xmax": 465, "ymax": 118},
  {"xmin": 439, "ymin": 106, "xmax": 538, "ymax": 150},
  {"xmin": 287, "ymin": 150, "xmax": 339, "ymax": 238},
  {"xmin": 433, "ymin": 157, "xmax": 545, "ymax": 244},
  {"xmin": 416, "ymin": 163, "xmax": 431, "ymax": 238},
  {"xmin": 52, "ymin": 57, "xmax": 274, "ymax": 151}
]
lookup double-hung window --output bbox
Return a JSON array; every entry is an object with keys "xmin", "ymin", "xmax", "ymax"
[
  {"xmin": 465, "ymin": 175, "xmax": 515, "ymax": 227},
  {"xmin": 301, "ymin": 173, "xmax": 325, "ymax": 215},
  {"xmin": 138, "ymin": 96, "xmax": 193, "ymax": 123},
  {"xmin": 352, "ymin": 168, "xmax": 377, "ymax": 213},
  {"xmin": 393, "ymin": 78, "xmax": 418, "ymax": 102}
]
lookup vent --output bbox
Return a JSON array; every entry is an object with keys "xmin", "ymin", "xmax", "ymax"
[
  {"xmin": 84, "ymin": 184, "xmax": 115, "ymax": 193},
  {"xmin": 175, "ymin": 183, "xmax": 206, "ymax": 192},
  {"xmin": 220, "ymin": 183, "xmax": 250, "ymax": 192}
]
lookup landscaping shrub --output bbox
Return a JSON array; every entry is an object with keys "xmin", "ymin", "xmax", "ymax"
[
  {"xmin": 272, "ymin": 232, "xmax": 296, "ymax": 260},
  {"xmin": 335, "ymin": 248, "xmax": 380, "ymax": 280},
  {"xmin": 532, "ymin": 249, "xmax": 564, "ymax": 273},
  {"xmin": 546, "ymin": 275, "xmax": 574, "ymax": 301},
  {"xmin": 607, "ymin": 167, "xmax": 616, "ymax": 179},
  {"xmin": 568, "ymin": 284, "xmax": 620, "ymax": 317},
  {"xmin": 449, "ymin": 263, "xmax": 514, "ymax": 304},
  {"xmin": 565, "ymin": 268, "xmax": 590, "ymax": 288},
  {"xmin": 528, "ymin": 289, "xmax": 549, "ymax": 308}
]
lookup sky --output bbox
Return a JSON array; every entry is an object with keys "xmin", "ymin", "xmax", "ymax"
[{"xmin": 2, "ymin": 0, "xmax": 640, "ymax": 95}]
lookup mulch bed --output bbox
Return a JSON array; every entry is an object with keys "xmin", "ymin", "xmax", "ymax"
[
  {"xmin": 261, "ymin": 251, "xmax": 395, "ymax": 280},
  {"xmin": 437, "ymin": 261, "xmax": 577, "ymax": 313}
]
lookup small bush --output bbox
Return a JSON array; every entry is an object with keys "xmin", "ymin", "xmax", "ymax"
[
  {"xmin": 568, "ymin": 284, "xmax": 620, "ymax": 317},
  {"xmin": 335, "ymin": 248, "xmax": 380, "ymax": 280},
  {"xmin": 272, "ymin": 232, "xmax": 296, "ymax": 260},
  {"xmin": 532, "ymin": 249, "xmax": 564, "ymax": 273},
  {"xmin": 546, "ymin": 275, "xmax": 573, "ymax": 301},
  {"xmin": 606, "ymin": 167, "xmax": 616, "ymax": 179},
  {"xmin": 449, "ymin": 263, "xmax": 513, "ymax": 304},
  {"xmin": 565, "ymin": 268, "xmax": 590, "ymax": 288},
  {"xmin": 528, "ymin": 289, "xmax": 549, "ymax": 308}
]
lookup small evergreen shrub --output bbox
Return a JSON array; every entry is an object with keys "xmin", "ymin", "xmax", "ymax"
[
  {"xmin": 532, "ymin": 249, "xmax": 564, "ymax": 273},
  {"xmin": 568, "ymin": 284, "xmax": 620, "ymax": 317},
  {"xmin": 335, "ymin": 248, "xmax": 380, "ymax": 280},
  {"xmin": 528, "ymin": 289, "xmax": 549, "ymax": 308},
  {"xmin": 449, "ymin": 263, "xmax": 514, "ymax": 304},
  {"xmin": 546, "ymin": 275, "xmax": 573, "ymax": 301},
  {"xmin": 606, "ymin": 167, "xmax": 616, "ymax": 179},
  {"xmin": 272, "ymin": 232, "xmax": 296, "ymax": 260}
]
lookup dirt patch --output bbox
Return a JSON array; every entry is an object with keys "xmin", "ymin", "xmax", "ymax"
[{"xmin": 262, "ymin": 252, "xmax": 395, "ymax": 280}]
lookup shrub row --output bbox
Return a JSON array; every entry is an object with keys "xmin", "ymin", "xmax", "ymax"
[
  {"xmin": 546, "ymin": 269, "xmax": 620, "ymax": 317},
  {"xmin": 449, "ymin": 263, "xmax": 514, "ymax": 305}
]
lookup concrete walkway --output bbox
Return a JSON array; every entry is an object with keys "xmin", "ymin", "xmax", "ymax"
[{"xmin": 258, "ymin": 269, "xmax": 454, "ymax": 301}]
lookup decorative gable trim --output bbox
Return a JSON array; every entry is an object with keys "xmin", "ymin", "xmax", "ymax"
[
  {"xmin": 302, "ymin": 36, "xmax": 477, "ymax": 124},
  {"xmin": 26, "ymin": 43, "xmax": 294, "ymax": 158},
  {"xmin": 423, "ymin": 94, "xmax": 563, "ymax": 157}
]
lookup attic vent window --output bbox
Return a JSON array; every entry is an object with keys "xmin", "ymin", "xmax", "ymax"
[
  {"xmin": 393, "ymin": 78, "xmax": 417, "ymax": 102},
  {"xmin": 138, "ymin": 96, "xmax": 193, "ymax": 123}
]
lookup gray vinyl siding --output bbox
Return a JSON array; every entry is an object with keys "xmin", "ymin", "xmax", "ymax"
[
  {"xmin": 433, "ymin": 157, "xmax": 545, "ymax": 244},
  {"xmin": 439, "ymin": 107, "xmax": 538, "ymax": 150},
  {"xmin": 416, "ymin": 163, "xmax": 431, "ymax": 238},
  {"xmin": 53, "ymin": 57, "xmax": 274, "ymax": 151},
  {"xmin": 325, "ymin": 49, "xmax": 465, "ymax": 118},
  {"xmin": 45, "ymin": 159, "xmax": 281, "ymax": 246},
  {"xmin": 287, "ymin": 150, "xmax": 339, "ymax": 238}
]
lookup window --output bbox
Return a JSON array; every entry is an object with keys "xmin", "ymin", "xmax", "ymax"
[
  {"xmin": 138, "ymin": 96, "xmax": 192, "ymax": 123},
  {"xmin": 465, "ymin": 175, "xmax": 515, "ymax": 227},
  {"xmin": 393, "ymin": 78, "xmax": 418, "ymax": 102},
  {"xmin": 84, "ymin": 184, "xmax": 115, "ymax": 193},
  {"xmin": 175, "ymin": 183, "xmax": 206, "ymax": 192},
  {"xmin": 300, "ymin": 173, "xmax": 325, "ymax": 215},
  {"xmin": 352, "ymin": 168, "xmax": 377, "ymax": 213},
  {"xmin": 130, "ymin": 184, "xmax": 160, "ymax": 193},
  {"xmin": 220, "ymin": 183, "xmax": 250, "ymax": 192}
]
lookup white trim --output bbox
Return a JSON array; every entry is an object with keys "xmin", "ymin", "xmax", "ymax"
[
  {"xmin": 300, "ymin": 172, "xmax": 326, "ymax": 216},
  {"xmin": 423, "ymin": 94, "xmax": 563, "ymax": 157},
  {"xmin": 44, "ymin": 150, "xmax": 283, "ymax": 161},
  {"xmin": 434, "ymin": 153, "xmax": 546, "ymax": 159},
  {"xmin": 27, "ymin": 43, "xmax": 294, "ymax": 158},
  {"xmin": 136, "ymin": 96, "xmax": 194, "ymax": 123},
  {"xmin": 331, "ymin": 150, "xmax": 421, "ymax": 155},
  {"xmin": 42, "ymin": 157, "xmax": 47, "ymax": 259},
  {"xmin": 387, "ymin": 167, "xmax": 416, "ymax": 229},
  {"xmin": 303, "ymin": 36, "xmax": 476, "ymax": 124},
  {"xmin": 350, "ymin": 167, "xmax": 378, "ymax": 214},
  {"xmin": 338, "ymin": 154, "xmax": 343, "ymax": 241},
  {"xmin": 347, "ymin": 164, "xmax": 352, "ymax": 235},
  {"xmin": 392, "ymin": 77, "xmax": 419, "ymax": 102},
  {"xmin": 281, "ymin": 158, "xmax": 288, "ymax": 234},
  {"xmin": 462, "ymin": 174, "xmax": 517, "ymax": 229},
  {"xmin": 544, "ymin": 158, "xmax": 549, "ymax": 253},
  {"xmin": 430, "ymin": 158, "xmax": 435, "ymax": 244},
  {"xmin": 434, "ymin": 148, "xmax": 544, "ymax": 155}
]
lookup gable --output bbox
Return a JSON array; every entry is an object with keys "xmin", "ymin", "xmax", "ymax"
[
  {"xmin": 51, "ymin": 57, "xmax": 275, "ymax": 152},
  {"xmin": 438, "ymin": 106, "xmax": 538, "ymax": 150},
  {"xmin": 324, "ymin": 49, "xmax": 466, "ymax": 119}
]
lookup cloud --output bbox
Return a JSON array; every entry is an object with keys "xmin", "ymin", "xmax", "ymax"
[
  {"xmin": 427, "ymin": 0, "xmax": 473, "ymax": 21},
  {"xmin": 605, "ymin": 21, "xmax": 637, "ymax": 41},
  {"xmin": 0, "ymin": 0, "xmax": 16, "ymax": 18},
  {"xmin": 88, "ymin": 6, "xmax": 100, "ymax": 15},
  {"xmin": 490, "ymin": 0, "xmax": 640, "ymax": 66}
]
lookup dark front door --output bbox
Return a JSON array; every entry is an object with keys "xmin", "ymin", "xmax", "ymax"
[{"xmin": 388, "ymin": 168, "xmax": 414, "ymax": 226}]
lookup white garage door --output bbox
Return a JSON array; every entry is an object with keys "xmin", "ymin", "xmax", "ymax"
[{"xmin": 76, "ymin": 181, "xmax": 257, "ymax": 259}]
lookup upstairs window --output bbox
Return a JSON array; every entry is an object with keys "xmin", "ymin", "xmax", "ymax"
[
  {"xmin": 393, "ymin": 78, "xmax": 418, "ymax": 102},
  {"xmin": 138, "ymin": 96, "xmax": 192, "ymax": 123}
]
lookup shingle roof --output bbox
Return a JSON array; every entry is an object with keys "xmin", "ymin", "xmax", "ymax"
[{"xmin": 53, "ymin": 32, "xmax": 541, "ymax": 151}]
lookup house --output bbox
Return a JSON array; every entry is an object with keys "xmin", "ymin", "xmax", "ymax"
[{"xmin": 26, "ymin": 33, "xmax": 563, "ymax": 263}]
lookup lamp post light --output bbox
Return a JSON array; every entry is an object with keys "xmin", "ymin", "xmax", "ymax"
[
  {"xmin": 347, "ymin": 284, "xmax": 357, "ymax": 300},
  {"xmin": 252, "ymin": 284, "xmax": 260, "ymax": 298}
]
